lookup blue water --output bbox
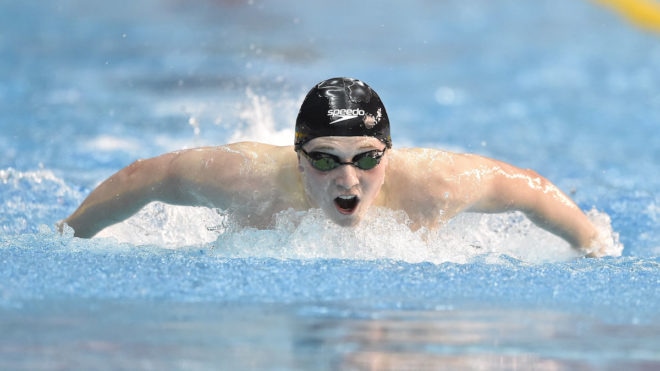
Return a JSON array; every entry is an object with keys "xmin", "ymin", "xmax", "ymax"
[{"xmin": 2, "ymin": 0, "xmax": 659, "ymax": 369}]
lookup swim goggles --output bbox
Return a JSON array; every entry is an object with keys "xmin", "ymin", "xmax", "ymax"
[{"xmin": 299, "ymin": 149, "xmax": 386, "ymax": 171}]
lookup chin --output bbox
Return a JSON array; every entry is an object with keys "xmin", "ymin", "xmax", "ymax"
[{"xmin": 328, "ymin": 211, "xmax": 363, "ymax": 227}]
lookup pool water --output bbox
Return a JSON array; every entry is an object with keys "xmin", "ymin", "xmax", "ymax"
[{"xmin": 2, "ymin": 0, "xmax": 659, "ymax": 369}]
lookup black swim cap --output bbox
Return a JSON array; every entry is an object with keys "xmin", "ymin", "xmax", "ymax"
[{"xmin": 294, "ymin": 77, "xmax": 392, "ymax": 150}]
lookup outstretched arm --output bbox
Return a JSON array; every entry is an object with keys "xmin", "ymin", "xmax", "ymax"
[
  {"xmin": 61, "ymin": 153, "xmax": 173, "ymax": 238},
  {"xmin": 60, "ymin": 143, "xmax": 282, "ymax": 238},
  {"xmin": 464, "ymin": 156, "xmax": 601, "ymax": 256}
]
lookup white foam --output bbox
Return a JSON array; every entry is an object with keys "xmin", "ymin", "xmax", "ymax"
[
  {"xmin": 0, "ymin": 167, "xmax": 81, "ymax": 200},
  {"xmin": 95, "ymin": 202, "xmax": 226, "ymax": 247},
  {"xmin": 95, "ymin": 203, "xmax": 623, "ymax": 264},
  {"xmin": 586, "ymin": 208, "xmax": 624, "ymax": 257}
]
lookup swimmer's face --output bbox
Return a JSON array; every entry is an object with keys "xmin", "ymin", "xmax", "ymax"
[{"xmin": 298, "ymin": 136, "xmax": 388, "ymax": 227}]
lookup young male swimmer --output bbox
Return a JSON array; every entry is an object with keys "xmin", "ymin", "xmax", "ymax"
[{"xmin": 61, "ymin": 77, "xmax": 607, "ymax": 257}]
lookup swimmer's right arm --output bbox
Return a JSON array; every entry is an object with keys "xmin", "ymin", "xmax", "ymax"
[{"xmin": 60, "ymin": 145, "xmax": 258, "ymax": 238}]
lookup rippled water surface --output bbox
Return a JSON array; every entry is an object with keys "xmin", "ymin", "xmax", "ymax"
[{"xmin": 2, "ymin": 0, "xmax": 659, "ymax": 369}]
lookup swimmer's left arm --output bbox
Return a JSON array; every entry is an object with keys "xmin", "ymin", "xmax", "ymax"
[{"xmin": 463, "ymin": 157, "xmax": 601, "ymax": 256}]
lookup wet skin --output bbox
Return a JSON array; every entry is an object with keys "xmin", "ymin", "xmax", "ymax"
[{"xmin": 298, "ymin": 136, "xmax": 388, "ymax": 227}]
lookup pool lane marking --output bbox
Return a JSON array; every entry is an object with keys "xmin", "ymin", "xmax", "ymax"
[{"xmin": 593, "ymin": 0, "xmax": 660, "ymax": 33}]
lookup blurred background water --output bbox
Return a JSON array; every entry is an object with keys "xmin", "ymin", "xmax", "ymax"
[{"xmin": 1, "ymin": 0, "xmax": 659, "ymax": 369}]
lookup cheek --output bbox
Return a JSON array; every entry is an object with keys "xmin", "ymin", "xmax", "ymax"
[
  {"xmin": 364, "ymin": 167, "xmax": 386, "ymax": 192},
  {"xmin": 305, "ymin": 169, "xmax": 327, "ymax": 188},
  {"xmin": 369, "ymin": 157, "xmax": 387, "ymax": 188},
  {"xmin": 301, "ymin": 168, "xmax": 331, "ymax": 201}
]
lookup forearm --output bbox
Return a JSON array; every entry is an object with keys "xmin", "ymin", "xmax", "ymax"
[
  {"xmin": 60, "ymin": 146, "xmax": 254, "ymax": 238},
  {"xmin": 62, "ymin": 159, "xmax": 170, "ymax": 238},
  {"xmin": 469, "ymin": 162, "xmax": 599, "ymax": 253},
  {"xmin": 509, "ymin": 179, "xmax": 600, "ymax": 254},
  {"xmin": 63, "ymin": 194, "xmax": 147, "ymax": 238},
  {"xmin": 523, "ymin": 201, "xmax": 597, "ymax": 251},
  {"xmin": 513, "ymin": 173, "xmax": 598, "ymax": 251}
]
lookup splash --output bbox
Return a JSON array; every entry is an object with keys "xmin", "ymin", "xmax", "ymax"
[
  {"xmin": 1, "ymin": 168, "xmax": 82, "ymax": 235},
  {"xmin": 586, "ymin": 208, "xmax": 624, "ymax": 257},
  {"xmin": 1, "ymin": 167, "xmax": 622, "ymax": 263},
  {"xmin": 94, "ymin": 203, "xmax": 623, "ymax": 264},
  {"xmin": 96, "ymin": 202, "xmax": 227, "ymax": 247},
  {"xmin": 228, "ymin": 88, "xmax": 295, "ymax": 145}
]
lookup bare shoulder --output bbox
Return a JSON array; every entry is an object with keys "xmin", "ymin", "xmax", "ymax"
[
  {"xmin": 386, "ymin": 147, "xmax": 472, "ymax": 179},
  {"xmin": 222, "ymin": 141, "xmax": 295, "ymax": 158},
  {"xmin": 388, "ymin": 147, "xmax": 520, "ymax": 177},
  {"xmin": 165, "ymin": 142, "xmax": 300, "ymax": 201},
  {"xmin": 381, "ymin": 147, "xmax": 507, "ymax": 226},
  {"xmin": 171, "ymin": 141, "xmax": 293, "ymax": 158},
  {"xmin": 169, "ymin": 142, "xmax": 297, "ymax": 173}
]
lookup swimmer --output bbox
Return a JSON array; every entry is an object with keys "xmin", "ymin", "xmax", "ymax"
[{"xmin": 60, "ymin": 77, "xmax": 607, "ymax": 257}]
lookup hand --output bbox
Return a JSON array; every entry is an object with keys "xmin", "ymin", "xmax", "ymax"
[{"xmin": 581, "ymin": 213, "xmax": 623, "ymax": 257}]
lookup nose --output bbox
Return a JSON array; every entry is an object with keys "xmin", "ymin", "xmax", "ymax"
[{"xmin": 334, "ymin": 164, "xmax": 359, "ymax": 190}]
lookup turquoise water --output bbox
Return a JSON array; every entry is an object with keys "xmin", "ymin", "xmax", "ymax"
[{"xmin": 2, "ymin": 0, "xmax": 659, "ymax": 369}]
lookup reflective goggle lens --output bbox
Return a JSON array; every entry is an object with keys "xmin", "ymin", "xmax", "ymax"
[{"xmin": 302, "ymin": 149, "xmax": 384, "ymax": 171}]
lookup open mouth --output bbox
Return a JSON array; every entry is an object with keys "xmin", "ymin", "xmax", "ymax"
[{"xmin": 334, "ymin": 195, "xmax": 359, "ymax": 214}]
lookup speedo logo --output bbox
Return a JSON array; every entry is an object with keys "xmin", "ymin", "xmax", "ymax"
[{"xmin": 327, "ymin": 108, "xmax": 366, "ymax": 124}]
